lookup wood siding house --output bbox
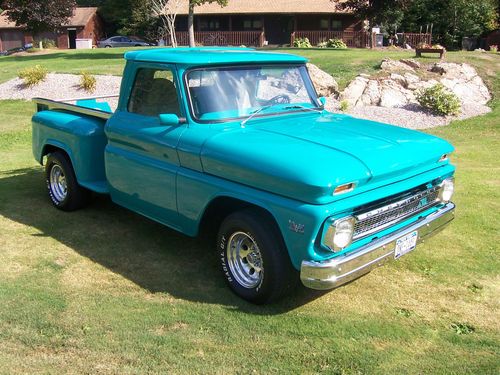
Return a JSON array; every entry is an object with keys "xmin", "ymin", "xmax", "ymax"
[
  {"xmin": 172, "ymin": 0, "xmax": 365, "ymax": 47},
  {"xmin": 0, "ymin": 7, "xmax": 104, "ymax": 51}
]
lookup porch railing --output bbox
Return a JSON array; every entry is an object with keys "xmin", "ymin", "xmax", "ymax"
[
  {"xmin": 175, "ymin": 31, "xmax": 265, "ymax": 47},
  {"xmin": 291, "ymin": 31, "xmax": 371, "ymax": 48}
]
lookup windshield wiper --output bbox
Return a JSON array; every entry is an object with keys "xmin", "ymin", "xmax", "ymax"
[
  {"xmin": 240, "ymin": 105, "xmax": 274, "ymax": 127},
  {"xmin": 241, "ymin": 104, "xmax": 322, "ymax": 127},
  {"xmin": 283, "ymin": 105, "xmax": 323, "ymax": 113}
]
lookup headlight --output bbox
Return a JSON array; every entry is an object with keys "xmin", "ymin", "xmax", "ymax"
[
  {"xmin": 438, "ymin": 177, "xmax": 455, "ymax": 202},
  {"xmin": 323, "ymin": 216, "xmax": 356, "ymax": 251}
]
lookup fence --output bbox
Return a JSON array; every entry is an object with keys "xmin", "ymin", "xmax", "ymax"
[
  {"xmin": 400, "ymin": 33, "xmax": 432, "ymax": 47},
  {"xmin": 175, "ymin": 31, "xmax": 265, "ymax": 47},
  {"xmin": 291, "ymin": 31, "xmax": 432, "ymax": 48},
  {"xmin": 291, "ymin": 31, "xmax": 371, "ymax": 48}
]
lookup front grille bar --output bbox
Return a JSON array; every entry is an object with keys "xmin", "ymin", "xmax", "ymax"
[{"xmin": 353, "ymin": 186, "xmax": 440, "ymax": 239}]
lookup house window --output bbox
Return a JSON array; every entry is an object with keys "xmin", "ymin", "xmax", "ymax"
[
  {"xmin": 200, "ymin": 18, "xmax": 221, "ymax": 31},
  {"xmin": 243, "ymin": 18, "xmax": 263, "ymax": 30},
  {"xmin": 331, "ymin": 20, "xmax": 343, "ymax": 31},
  {"xmin": 320, "ymin": 19, "xmax": 329, "ymax": 30}
]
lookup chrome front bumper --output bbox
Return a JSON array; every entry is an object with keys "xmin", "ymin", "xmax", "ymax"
[{"xmin": 300, "ymin": 203, "xmax": 455, "ymax": 290}]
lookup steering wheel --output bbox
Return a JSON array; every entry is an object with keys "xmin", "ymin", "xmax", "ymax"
[{"xmin": 266, "ymin": 94, "xmax": 291, "ymax": 105}]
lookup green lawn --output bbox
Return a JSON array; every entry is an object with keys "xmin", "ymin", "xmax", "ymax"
[{"xmin": 0, "ymin": 48, "xmax": 499, "ymax": 374}]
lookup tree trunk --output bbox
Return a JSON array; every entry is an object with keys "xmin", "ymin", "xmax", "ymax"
[{"xmin": 188, "ymin": 3, "xmax": 195, "ymax": 47}]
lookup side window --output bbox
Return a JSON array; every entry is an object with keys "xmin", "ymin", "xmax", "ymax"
[{"xmin": 128, "ymin": 68, "xmax": 181, "ymax": 117}]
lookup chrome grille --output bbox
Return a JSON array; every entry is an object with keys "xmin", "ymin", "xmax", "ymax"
[{"xmin": 353, "ymin": 186, "xmax": 440, "ymax": 239}]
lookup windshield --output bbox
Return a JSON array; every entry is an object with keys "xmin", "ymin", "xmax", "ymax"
[{"xmin": 186, "ymin": 65, "xmax": 319, "ymax": 122}]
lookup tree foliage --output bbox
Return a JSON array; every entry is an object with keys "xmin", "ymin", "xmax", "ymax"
[
  {"xmin": 339, "ymin": 0, "xmax": 498, "ymax": 48},
  {"xmin": 2, "ymin": 0, "xmax": 76, "ymax": 32}
]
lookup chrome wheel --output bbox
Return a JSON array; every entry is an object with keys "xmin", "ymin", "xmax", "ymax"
[
  {"xmin": 49, "ymin": 164, "xmax": 67, "ymax": 203},
  {"xmin": 226, "ymin": 232, "xmax": 263, "ymax": 289}
]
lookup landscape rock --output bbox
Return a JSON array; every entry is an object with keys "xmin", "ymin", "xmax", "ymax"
[
  {"xmin": 400, "ymin": 59, "xmax": 421, "ymax": 69},
  {"xmin": 341, "ymin": 76, "xmax": 369, "ymax": 106},
  {"xmin": 379, "ymin": 86, "xmax": 409, "ymax": 108},
  {"xmin": 306, "ymin": 63, "xmax": 339, "ymax": 97},
  {"xmin": 381, "ymin": 58, "xmax": 415, "ymax": 72},
  {"xmin": 359, "ymin": 80, "xmax": 381, "ymax": 106}
]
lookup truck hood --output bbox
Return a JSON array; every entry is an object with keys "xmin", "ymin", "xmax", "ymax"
[{"xmin": 200, "ymin": 112, "xmax": 454, "ymax": 204}]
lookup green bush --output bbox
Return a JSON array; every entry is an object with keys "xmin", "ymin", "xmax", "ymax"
[
  {"xmin": 416, "ymin": 83, "xmax": 461, "ymax": 116},
  {"xmin": 18, "ymin": 65, "xmax": 48, "ymax": 87},
  {"xmin": 327, "ymin": 38, "xmax": 347, "ymax": 49},
  {"xmin": 80, "ymin": 71, "xmax": 97, "ymax": 93},
  {"xmin": 317, "ymin": 38, "xmax": 347, "ymax": 49},
  {"xmin": 293, "ymin": 37, "xmax": 312, "ymax": 48},
  {"xmin": 339, "ymin": 99, "xmax": 349, "ymax": 112}
]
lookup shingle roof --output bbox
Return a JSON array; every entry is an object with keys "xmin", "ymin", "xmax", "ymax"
[
  {"xmin": 175, "ymin": 0, "xmax": 350, "ymax": 15},
  {"xmin": 0, "ymin": 7, "xmax": 98, "ymax": 29}
]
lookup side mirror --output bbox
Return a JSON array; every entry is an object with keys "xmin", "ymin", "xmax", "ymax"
[
  {"xmin": 159, "ymin": 113, "xmax": 180, "ymax": 126},
  {"xmin": 318, "ymin": 97, "xmax": 327, "ymax": 107}
]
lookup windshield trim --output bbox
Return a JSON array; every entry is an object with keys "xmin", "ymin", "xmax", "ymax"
[{"xmin": 182, "ymin": 63, "xmax": 322, "ymax": 124}]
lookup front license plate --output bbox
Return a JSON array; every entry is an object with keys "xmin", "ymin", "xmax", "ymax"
[{"xmin": 394, "ymin": 231, "xmax": 418, "ymax": 259}]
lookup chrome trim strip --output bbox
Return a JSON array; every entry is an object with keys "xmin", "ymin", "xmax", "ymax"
[
  {"xmin": 352, "ymin": 185, "xmax": 440, "ymax": 240},
  {"xmin": 301, "ymin": 203, "xmax": 455, "ymax": 290},
  {"xmin": 33, "ymin": 97, "xmax": 113, "ymax": 120},
  {"xmin": 355, "ymin": 185, "xmax": 439, "ymax": 221}
]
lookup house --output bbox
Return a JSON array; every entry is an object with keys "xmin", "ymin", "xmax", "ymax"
[
  {"xmin": 0, "ymin": 7, "xmax": 104, "ymax": 51},
  {"xmin": 172, "ymin": 0, "xmax": 366, "ymax": 47}
]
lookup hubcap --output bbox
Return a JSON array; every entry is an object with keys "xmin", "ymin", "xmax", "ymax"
[
  {"xmin": 50, "ymin": 164, "xmax": 67, "ymax": 202},
  {"xmin": 226, "ymin": 232, "xmax": 263, "ymax": 289}
]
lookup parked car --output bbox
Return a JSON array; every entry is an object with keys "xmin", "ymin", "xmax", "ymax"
[
  {"xmin": 97, "ymin": 36, "xmax": 152, "ymax": 48},
  {"xmin": 31, "ymin": 48, "xmax": 456, "ymax": 304}
]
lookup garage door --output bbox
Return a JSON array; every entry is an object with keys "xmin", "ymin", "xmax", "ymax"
[{"xmin": 0, "ymin": 30, "xmax": 24, "ymax": 51}]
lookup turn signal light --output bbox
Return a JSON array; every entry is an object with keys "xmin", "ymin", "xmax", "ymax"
[{"xmin": 334, "ymin": 182, "xmax": 355, "ymax": 195}]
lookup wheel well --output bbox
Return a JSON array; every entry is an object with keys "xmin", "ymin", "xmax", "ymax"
[
  {"xmin": 198, "ymin": 197, "xmax": 283, "ymax": 242},
  {"xmin": 41, "ymin": 145, "xmax": 69, "ymax": 165}
]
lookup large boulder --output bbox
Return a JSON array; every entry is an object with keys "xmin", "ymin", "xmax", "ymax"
[
  {"xmin": 359, "ymin": 80, "xmax": 381, "ymax": 106},
  {"xmin": 306, "ymin": 63, "xmax": 339, "ymax": 97},
  {"xmin": 431, "ymin": 62, "xmax": 491, "ymax": 104},
  {"xmin": 381, "ymin": 58, "xmax": 416, "ymax": 72},
  {"xmin": 341, "ymin": 76, "xmax": 369, "ymax": 106},
  {"xmin": 380, "ymin": 87, "xmax": 408, "ymax": 107}
]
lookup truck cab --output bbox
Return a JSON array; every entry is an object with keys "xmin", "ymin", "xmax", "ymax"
[{"xmin": 32, "ymin": 48, "xmax": 456, "ymax": 304}]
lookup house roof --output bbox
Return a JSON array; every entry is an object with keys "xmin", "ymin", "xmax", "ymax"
[
  {"xmin": 0, "ymin": 7, "xmax": 98, "ymax": 29},
  {"xmin": 174, "ymin": 0, "xmax": 350, "ymax": 15}
]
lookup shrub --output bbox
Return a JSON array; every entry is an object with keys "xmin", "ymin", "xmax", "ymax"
[
  {"xmin": 18, "ymin": 65, "xmax": 47, "ymax": 87},
  {"xmin": 326, "ymin": 38, "xmax": 347, "ymax": 49},
  {"xmin": 293, "ymin": 37, "xmax": 311, "ymax": 48},
  {"xmin": 490, "ymin": 45, "xmax": 498, "ymax": 53},
  {"xmin": 416, "ymin": 83, "xmax": 461, "ymax": 116},
  {"xmin": 80, "ymin": 71, "xmax": 97, "ymax": 93},
  {"xmin": 339, "ymin": 99, "xmax": 349, "ymax": 112},
  {"xmin": 317, "ymin": 40, "xmax": 328, "ymax": 48}
]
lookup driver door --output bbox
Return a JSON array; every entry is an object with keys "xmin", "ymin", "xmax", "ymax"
[{"xmin": 105, "ymin": 64, "xmax": 186, "ymax": 228}]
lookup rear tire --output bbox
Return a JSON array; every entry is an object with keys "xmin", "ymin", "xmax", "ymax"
[
  {"xmin": 45, "ymin": 151, "xmax": 90, "ymax": 211},
  {"xmin": 217, "ymin": 209, "xmax": 298, "ymax": 304}
]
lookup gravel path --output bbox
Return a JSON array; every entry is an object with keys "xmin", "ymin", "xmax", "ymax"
[
  {"xmin": 0, "ymin": 73, "xmax": 491, "ymax": 129},
  {"xmin": 0, "ymin": 73, "xmax": 121, "ymax": 110},
  {"xmin": 325, "ymin": 98, "xmax": 491, "ymax": 129}
]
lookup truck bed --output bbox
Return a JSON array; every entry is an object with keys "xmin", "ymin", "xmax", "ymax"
[{"xmin": 33, "ymin": 95, "xmax": 118, "ymax": 120}]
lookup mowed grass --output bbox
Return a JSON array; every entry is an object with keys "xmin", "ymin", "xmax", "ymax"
[{"xmin": 0, "ymin": 48, "xmax": 499, "ymax": 374}]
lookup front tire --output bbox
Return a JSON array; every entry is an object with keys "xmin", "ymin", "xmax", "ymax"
[
  {"xmin": 217, "ymin": 209, "xmax": 298, "ymax": 304},
  {"xmin": 45, "ymin": 151, "xmax": 90, "ymax": 211}
]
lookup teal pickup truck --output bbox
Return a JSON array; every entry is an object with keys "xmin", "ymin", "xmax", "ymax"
[{"xmin": 32, "ymin": 48, "xmax": 456, "ymax": 304}]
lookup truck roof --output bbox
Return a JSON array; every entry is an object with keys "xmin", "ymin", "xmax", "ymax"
[{"xmin": 124, "ymin": 47, "xmax": 308, "ymax": 66}]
